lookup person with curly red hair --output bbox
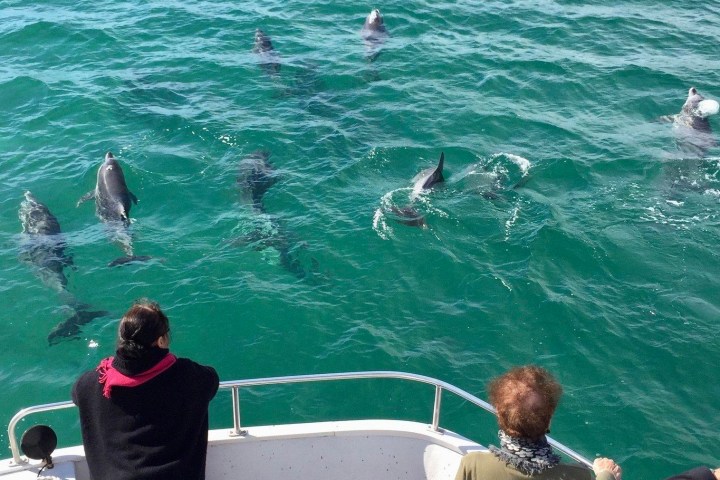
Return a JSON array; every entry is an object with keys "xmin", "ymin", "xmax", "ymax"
[{"xmin": 455, "ymin": 365, "xmax": 622, "ymax": 480}]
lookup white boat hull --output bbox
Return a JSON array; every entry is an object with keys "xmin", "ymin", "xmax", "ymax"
[
  {"xmin": 1, "ymin": 420, "xmax": 485, "ymax": 480},
  {"xmin": 1, "ymin": 371, "xmax": 591, "ymax": 479}
]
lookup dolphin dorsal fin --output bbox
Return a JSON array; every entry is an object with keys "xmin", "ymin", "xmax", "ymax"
[{"xmin": 421, "ymin": 152, "xmax": 445, "ymax": 189}]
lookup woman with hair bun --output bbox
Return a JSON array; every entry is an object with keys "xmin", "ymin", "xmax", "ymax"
[{"xmin": 72, "ymin": 299, "xmax": 219, "ymax": 480}]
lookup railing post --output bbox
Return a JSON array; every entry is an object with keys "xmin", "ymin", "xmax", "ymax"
[
  {"xmin": 431, "ymin": 385, "xmax": 442, "ymax": 432},
  {"xmin": 229, "ymin": 387, "xmax": 246, "ymax": 437}
]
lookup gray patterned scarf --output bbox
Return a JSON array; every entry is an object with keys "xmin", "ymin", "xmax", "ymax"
[{"xmin": 489, "ymin": 429, "xmax": 561, "ymax": 475}]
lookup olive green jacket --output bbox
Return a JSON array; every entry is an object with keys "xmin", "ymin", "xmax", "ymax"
[{"xmin": 455, "ymin": 451, "xmax": 616, "ymax": 480}]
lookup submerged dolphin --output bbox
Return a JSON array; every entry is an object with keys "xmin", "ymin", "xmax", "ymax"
[
  {"xmin": 389, "ymin": 205, "xmax": 427, "ymax": 228},
  {"xmin": 253, "ymin": 28, "xmax": 280, "ymax": 76},
  {"xmin": 47, "ymin": 305, "xmax": 110, "ymax": 345},
  {"xmin": 18, "ymin": 191, "xmax": 109, "ymax": 344},
  {"xmin": 239, "ymin": 215, "xmax": 317, "ymax": 281},
  {"xmin": 458, "ymin": 153, "xmax": 532, "ymax": 201},
  {"xmin": 19, "ymin": 191, "xmax": 72, "ymax": 292},
  {"xmin": 233, "ymin": 151, "xmax": 319, "ymax": 280},
  {"xmin": 361, "ymin": 9, "xmax": 388, "ymax": 62},
  {"xmin": 237, "ymin": 150, "xmax": 278, "ymax": 211},
  {"xmin": 78, "ymin": 152, "xmax": 150, "ymax": 266}
]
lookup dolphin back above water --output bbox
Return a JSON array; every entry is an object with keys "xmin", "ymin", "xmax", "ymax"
[
  {"xmin": 661, "ymin": 87, "xmax": 717, "ymax": 157},
  {"xmin": 361, "ymin": 9, "xmax": 388, "ymax": 62},
  {"xmin": 678, "ymin": 87, "xmax": 713, "ymax": 133},
  {"xmin": 78, "ymin": 152, "xmax": 138, "ymax": 224},
  {"xmin": 386, "ymin": 152, "xmax": 445, "ymax": 228},
  {"xmin": 253, "ymin": 28, "xmax": 275, "ymax": 53},
  {"xmin": 362, "ymin": 9, "xmax": 387, "ymax": 36},
  {"xmin": 253, "ymin": 28, "xmax": 280, "ymax": 76},
  {"xmin": 78, "ymin": 152, "xmax": 150, "ymax": 266},
  {"xmin": 410, "ymin": 152, "xmax": 445, "ymax": 200}
]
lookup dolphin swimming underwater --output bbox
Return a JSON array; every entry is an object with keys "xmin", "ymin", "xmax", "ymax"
[
  {"xmin": 237, "ymin": 150, "xmax": 278, "ymax": 211},
  {"xmin": 19, "ymin": 191, "xmax": 73, "ymax": 292},
  {"xmin": 233, "ymin": 150, "xmax": 319, "ymax": 280},
  {"xmin": 457, "ymin": 152, "xmax": 532, "ymax": 201},
  {"xmin": 46, "ymin": 306, "xmax": 110, "ymax": 346},
  {"xmin": 77, "ymin": 152, "xmax": 150, "ymax": 266},
  {"xmin": 18, "ymin": 191, "xmax": 109, "ymax": 344},
  {"xmin": 253, "ymin": 28, "xmax": 281, "ymax": 76}
]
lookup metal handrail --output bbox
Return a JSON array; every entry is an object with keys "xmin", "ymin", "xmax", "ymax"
[
  {"xmin": 6, "ymin": 371, "xmax": 592, "ymax": 469},
  {"xmin": 7, "ymin": 401, "xmax": 75, "ymax": 466}
]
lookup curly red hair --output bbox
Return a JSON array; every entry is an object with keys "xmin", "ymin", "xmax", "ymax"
[{"xmin": 488, "ymin": 365, "xmax": 563, "ymax": 441}]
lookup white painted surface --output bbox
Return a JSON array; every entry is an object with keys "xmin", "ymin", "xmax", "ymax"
[{"xmin": 1, "ymin": 420, "xmax": 485, "ymax": 480}]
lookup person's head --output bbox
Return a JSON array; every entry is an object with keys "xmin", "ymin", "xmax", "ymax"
[
  {"xmin": 117, "ymin": 299, "xmax": 170, "ymax": 358},
  {"xmin": 488, "ymin": 365, "xmax": 563, "ymax": 441}
]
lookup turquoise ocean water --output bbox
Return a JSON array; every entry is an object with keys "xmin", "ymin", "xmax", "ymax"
[{"xmin": 1, "ymin": 0, "xmax": 719, "ymax": 477}]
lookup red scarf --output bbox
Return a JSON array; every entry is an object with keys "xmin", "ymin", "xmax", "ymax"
[{"xmin": 97, "ymin": 354, "xmax": 177, "ymax": 398}]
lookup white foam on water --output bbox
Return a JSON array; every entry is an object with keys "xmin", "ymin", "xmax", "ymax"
[
  {"xmin": 372, "ymin": 207, "xmax": 391, "ymax": 240},
  {"xmin": 498, "ymin": 276, "xmax": 513, "ymax": 292},
  {"xmin": 493, "ymin": 152, "xmax": 532, "ymax": 176},
  {"xmin": 372, "ymin": 188, "xmax": 407, "ymax": 240},
  {"xmin": 504, "ymin": 204, "xmax": 521, "ymax": 241},
  {"xmin": 697, "ymin": 99, "xmax": 719, "ymax": 117}
]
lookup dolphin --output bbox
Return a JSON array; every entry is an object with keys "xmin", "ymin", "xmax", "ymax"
[
  {"xmin": 19, "ymin": 191, "xmax": 72, "ymax": 292},
  {"xmin": 662, "ymin": 87, "xmax": 717, "ymax": 157},
  {"xmin": 238, "ymin": 216, "xmax": 317, "ymax": 281},
  {"xmin": 410, "ymin": 152, "xmax": 445, "ymax": 200},
  {"xmin": 233, "ymin": 152, "xmax": 319, "ymax": 281},
  {"xmin": 458, "ymin": 152, "xmax": 532, "ymax": 201},
  {"xmin": 389, "ymin": 206, "xmax": 427, "ymax": 227},
  {"xmin": 389, "ymin": 152, "xmax": 445, "ymax": 228},
  {"xmin": 678, "ymin": 87, "xmax": 713, "ymax": 133},
  {"xmin": 78, "ymin": 152, "xmax": 149, "ymax": 266},
  {"xmin": 78, "ymin": 152, "xmax": 137, "ymax": 224},
  {"xmin": 237, "ymin": 150, "xmax": 278, "ymax": 211},
  {"xmin": 362, "ymin": 9, "xmax": 388, "ymax": 39},
  {"xmin": 253, "ymin": 29, "xmax": 280, "ymax": 76},
  {"xmin": 47, "ymin": 305, "xmax": 111, "ymax": 345},
  {"xmin": 361, "ymin": 9, "xmax": 388, "ymax": 62},
  {"xmin": 18, "ymin": 191, "xmax": 109, "ymax": 343}
]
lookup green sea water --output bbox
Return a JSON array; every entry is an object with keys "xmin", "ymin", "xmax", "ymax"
[{"xmin": 1, "ymin": 1, "xmax": 719, "ymax": 477}]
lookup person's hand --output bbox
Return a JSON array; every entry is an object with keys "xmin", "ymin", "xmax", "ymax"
[{"xmin": 593, "ymin": 457, "xmax": 622, "ymax": 480}]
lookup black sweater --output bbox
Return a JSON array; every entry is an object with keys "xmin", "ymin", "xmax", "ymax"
[
  {"xmin": 664, "ymin": 468, "xmax": 717, "ymax": 480},
  {"xmin": 72, "ymin": 354, "xmax": 219, "ymax": 480}
]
